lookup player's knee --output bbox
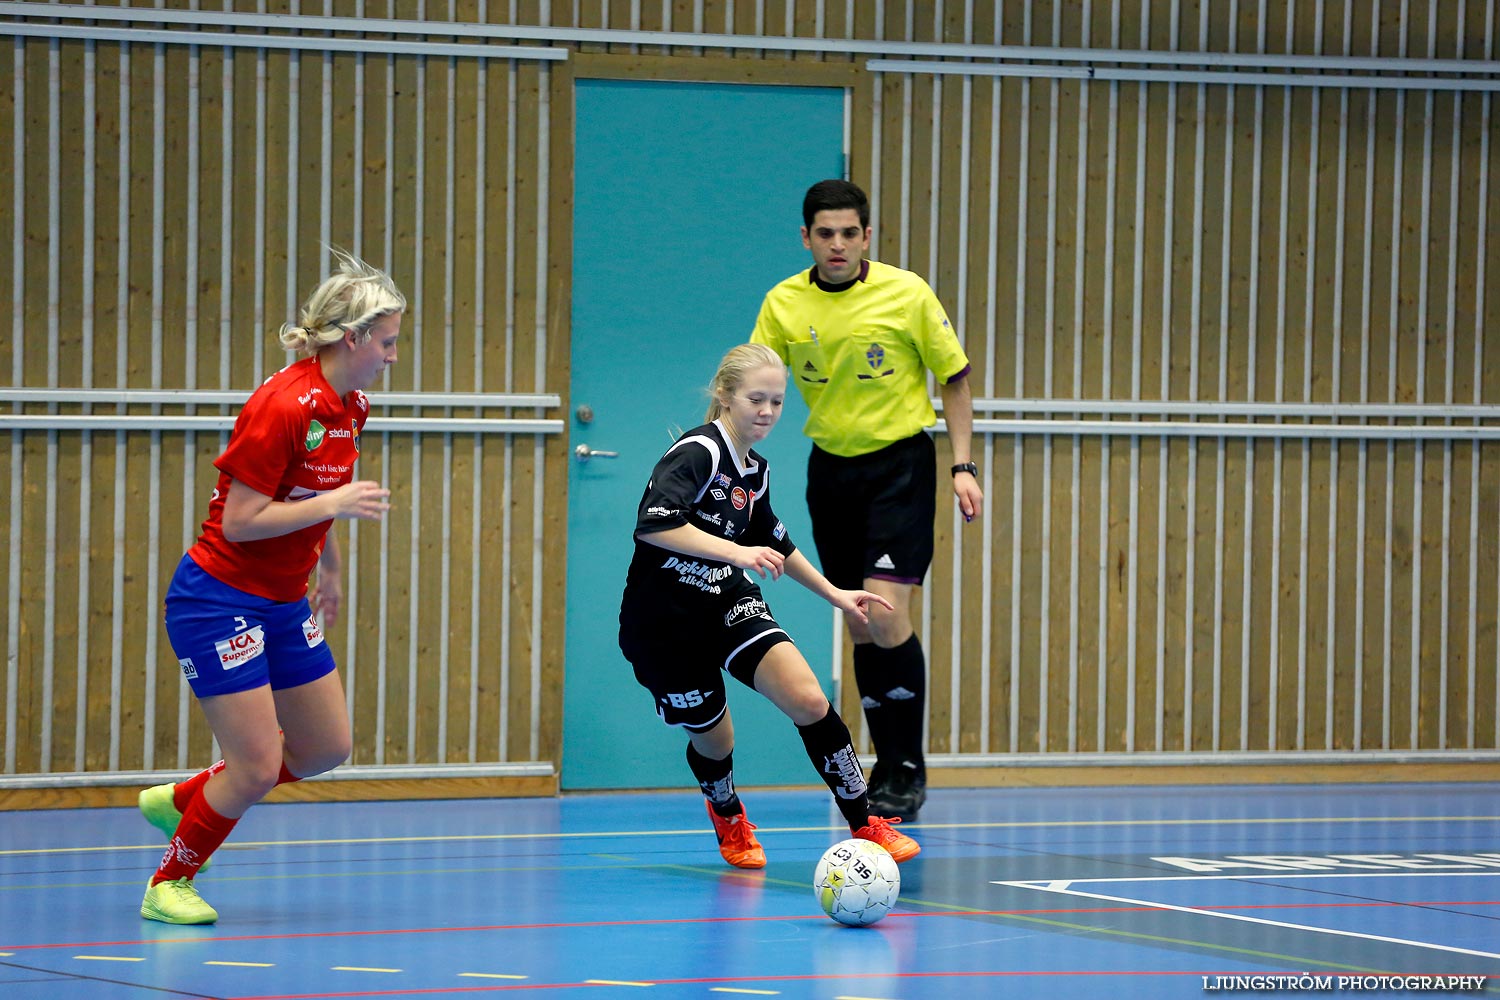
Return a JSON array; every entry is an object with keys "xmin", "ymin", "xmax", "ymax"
[
  {"xmin": 298, "ymin": 740, "xmax": 351, "ymax": 778},
  {"xmin": 690, "ymin": 724, "xmax": 734, "ymax": 760},
  {"xmin": 281, "ymin": 729, "xmax": 351, "ymax": 779},
  {"xmin": 863, "ymin": 613, "xmax": 911, "ymax": 650},
  {"xmin": 231, "ymin": 757, "xmax": 285, "ymax": 801},
  {"xmin": 783, "ymin": 687, "xmax": 830, "ymax": 726}
]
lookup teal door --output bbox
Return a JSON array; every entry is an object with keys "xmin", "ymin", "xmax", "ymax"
[{"xmin": 564, "ymin": 80, "xmax": 845, "ymax": 790}]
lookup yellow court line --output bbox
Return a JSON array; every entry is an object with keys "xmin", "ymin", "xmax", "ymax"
[
  {"xmin": 585, "ymin": 979, "xmax": 654, "ymax": 987},
  {"xmin": 332, "ymin": 966, "xmax": 402, "ymax": 973},
  {"xmin": 459, "ymin": 973, "xmax": 528, "ymax": 980},
  {"xmin": 710, "ymin": 989, "xmax": 781, "ymax": 995},
  {"xmin": 205, "ymin": 960, "xmax": 275, "ymax": 967},
  {"xmin": 5, "ymin": 815, "xmax": 1496, "ymax": 857},
  {"xmin": 74, "ymin": 955, "xmax": 145, "ymax": 962}
]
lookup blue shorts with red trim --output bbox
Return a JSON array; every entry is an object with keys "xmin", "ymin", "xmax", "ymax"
[{"xmin": 164, "ymin": 554, "xmax": 337, "ymax": 698}]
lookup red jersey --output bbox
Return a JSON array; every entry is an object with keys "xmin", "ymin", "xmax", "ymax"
[{"xmin": 187, "ymin": 356, "xmax": 370, "ymax": 602}]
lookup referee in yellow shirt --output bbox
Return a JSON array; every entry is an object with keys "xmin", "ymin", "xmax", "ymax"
[{"xmin": 750, "ymin": 179, "xmax": 984, "ymax": 822}]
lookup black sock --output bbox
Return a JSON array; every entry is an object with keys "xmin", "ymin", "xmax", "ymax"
[
  {"xmin": 796, "ymin": 703, "xmax": 870, "ymax": 830},
  {"xmin": 686, "ymin": 743, "xmax": 741, "ymax": 817},
  {"xmin": 853, "ymin": 635, "xmax": 927, "ymax": 771}
]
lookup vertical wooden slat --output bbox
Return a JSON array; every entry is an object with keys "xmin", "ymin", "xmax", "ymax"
[
  {"xmin": 0, "ymin": 16, "xmax": 13, "ymax": 770},
  {"xmin": 49, "ymin": 36, "xmax": 84, "ymax": 773},
  {"xmin": 538, "ymin": 56, "xmax": 571, "ymax": 768},
  {"xmin": 507, "ymin": 57, "xmax": 542, "ymax": 762},
  {"xmin": 192, "ymin": 33, "xmax": 227, "ymax": 767},
  {"xmin": 415, "ymin": 46, "xmax": 450, "ymax": 761}
]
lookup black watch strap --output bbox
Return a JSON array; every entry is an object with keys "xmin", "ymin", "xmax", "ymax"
[{"xmin": 951, "ymin": 461, "xmax": 978, "ymax": 477}]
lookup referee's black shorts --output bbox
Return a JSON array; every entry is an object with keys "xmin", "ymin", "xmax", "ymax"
[
  {"xmin": 618, "ymin": 590, "xmax": 793, "ymax": 733},
  {"xmin": 806, "ymin": 431, "xmax": 936, "ymax": 591}
]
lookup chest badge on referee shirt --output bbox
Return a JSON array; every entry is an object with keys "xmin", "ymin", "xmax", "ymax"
[{"xmin": 859, "ymin": 343, "xmax": 895, "ymax": 380}]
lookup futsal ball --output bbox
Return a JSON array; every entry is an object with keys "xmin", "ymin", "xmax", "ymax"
[{"xmin": 814, "ymin": 838, "xmax": 900, "ymax": 926}]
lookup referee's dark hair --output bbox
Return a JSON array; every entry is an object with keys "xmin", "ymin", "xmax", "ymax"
[{"xmin": 802, "ymin": 179, "xmax": 870, "ymax": 229}]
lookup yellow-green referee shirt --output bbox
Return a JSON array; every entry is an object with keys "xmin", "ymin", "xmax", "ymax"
[{"xmin": 750, "ymin": 259, "xmax": 971, "ymax": 458}]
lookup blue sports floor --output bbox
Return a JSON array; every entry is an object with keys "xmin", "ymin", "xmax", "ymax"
[{"xmin": 1, "ymin": 782, "xmax": 1497, "ymax": 999}]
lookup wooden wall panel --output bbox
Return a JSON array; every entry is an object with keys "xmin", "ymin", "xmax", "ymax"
[{"xmin": 2, "ymin": 1, "xmax": 1497, "ymax": 791}]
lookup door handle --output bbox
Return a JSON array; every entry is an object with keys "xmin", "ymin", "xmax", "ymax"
[{"xmin": 574, "ymin": 443, "xmax": 620, "ymax": 463}]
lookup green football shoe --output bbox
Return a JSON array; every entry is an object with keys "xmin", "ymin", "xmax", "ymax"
[
  {"xmin": 138, "ymin": 783, "xmax": 212, "ymax": 871},
  {"xmin": 140, "ymin": 877, "xmax": 218, "ymax": 925}
]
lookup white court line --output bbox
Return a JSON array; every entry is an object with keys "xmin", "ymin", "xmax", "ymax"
[
  {"xmin": 995, "ymin": 871, "xmax": 1500, "ymax": 960},
  {"xmin": 1031, "ymin": 870, "xmax": 1500, "ymax": 886}
]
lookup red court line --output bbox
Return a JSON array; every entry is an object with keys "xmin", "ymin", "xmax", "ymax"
[{"xmin": 4, "ymin": 900, "xmax": 1495, "ymax": 952}]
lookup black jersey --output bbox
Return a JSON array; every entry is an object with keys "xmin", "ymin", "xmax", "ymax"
[{"xmin": 622, "ymin": 420, "xmax": 797, "ymax": 617}]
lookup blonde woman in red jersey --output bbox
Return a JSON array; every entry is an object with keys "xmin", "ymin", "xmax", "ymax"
[{"xmin": 137, "ymin": 250, "xmax": 404, "ymax": 924}]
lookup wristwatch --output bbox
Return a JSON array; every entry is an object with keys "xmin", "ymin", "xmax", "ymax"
[{"xmin": 950, "ymin": 462, "xmax": 978, "ymax": 477}]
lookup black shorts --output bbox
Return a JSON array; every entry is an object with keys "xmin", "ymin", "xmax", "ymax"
[
  {"xmin": 618, "ymin": 590, "xmax": 793, "ymax": 733},
  {"xmin": 806, "ymin": 431, "xmax": 937, "ymax": 590}
]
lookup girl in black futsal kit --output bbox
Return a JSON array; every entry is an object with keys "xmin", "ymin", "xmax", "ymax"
[{"xmin": 617, "ymin": 343, "xmax": 920, "ymax": 869}]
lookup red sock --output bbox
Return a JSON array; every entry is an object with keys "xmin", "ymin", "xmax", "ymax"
[
  {"xmin": 152, "ymin": 793, "xmax": 238, "ymax": 884},
  {"xmin": 173, "ymin": 759, "xmax": 301, "ymax": 814},
  {"xmin": 172, "ymin": 760, "xmax": 227, "ymax": 812}
]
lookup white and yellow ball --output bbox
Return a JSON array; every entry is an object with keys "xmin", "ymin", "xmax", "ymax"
[{"xmin": 813, "ymin": 838, "xmax": 900, "ymax": 926}]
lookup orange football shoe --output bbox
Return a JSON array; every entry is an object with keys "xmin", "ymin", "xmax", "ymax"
[
  {"xmin": 706, "ymin": 800, "xmax": 766, "ymax": 869},
  {"xmin": 852, "ymin": 814, "xmax": 920, "ymax": 862}
]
